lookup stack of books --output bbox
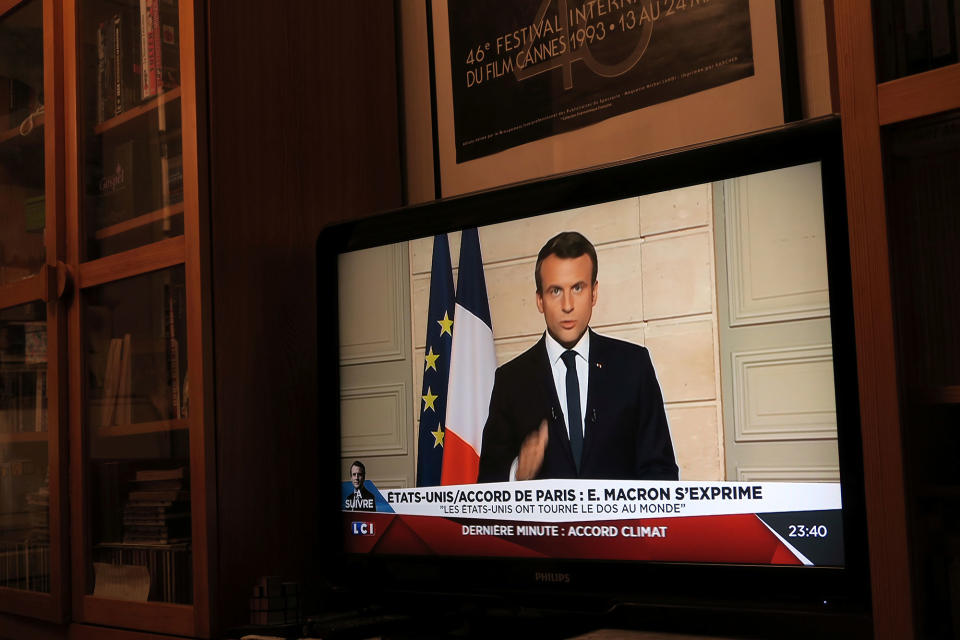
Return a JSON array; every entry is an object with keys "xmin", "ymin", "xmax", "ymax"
[{"xmin": 122, "ymin": 467, "xmax": 190, "ymax": 544}]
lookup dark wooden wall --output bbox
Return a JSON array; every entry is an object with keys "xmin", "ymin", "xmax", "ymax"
[{"xmin": 204, "ymin": 0, "xmax": 402, "ymax": 632}]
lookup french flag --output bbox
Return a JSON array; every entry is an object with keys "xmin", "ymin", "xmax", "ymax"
[{"xmin": 441, "ymin": 228, "xmax": 496, "ymax": 485}]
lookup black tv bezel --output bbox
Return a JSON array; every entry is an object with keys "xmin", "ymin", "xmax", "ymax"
[{"xmin": 316, "ymin": 116, "xmax": 871, "ymax": 624}]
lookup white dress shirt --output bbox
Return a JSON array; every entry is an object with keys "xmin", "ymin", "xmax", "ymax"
[{"xmin": 509, "ymin": 330, "xmax": 591, "ymax": 481}]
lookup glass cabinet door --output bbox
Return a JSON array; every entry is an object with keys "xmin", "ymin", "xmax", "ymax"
[
  {"xmin": 0, "ymin": 303, "xmax": 49, "ymax": 594},
  {"xmin": 70, "ymin": 1, "xmax": 199, "ymax": 632},
  {"xmin": 78, "ymin": 0, "xmax": 182, "ymax": 260},
  {"xmin": 82, "ymin": 266, "xmax": 192, "ymax": 605},
  {"xmin": 0, "ymin": 0, "xmax": 67, "ymax": 623},
  {"xmin": 0, "ymin": 0, "xmax": 46, "ymax": 286}
]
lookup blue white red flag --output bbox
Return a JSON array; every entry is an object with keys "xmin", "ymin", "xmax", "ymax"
[
  {"xmin": 441, "ymin": 228, "xmax": 496, "ymax": 485},
  {"xmin": 416, "ymin": 235, "xmax": 455, "ymax": 486}
]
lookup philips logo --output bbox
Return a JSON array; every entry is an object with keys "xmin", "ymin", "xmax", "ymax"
[
  {"xmin": 351, "ymin": 521, "xmax": 375, "ymax": 536},
  {"xmin": 534, "ymin": 571, "xmax": 571, "ymax": 584}
]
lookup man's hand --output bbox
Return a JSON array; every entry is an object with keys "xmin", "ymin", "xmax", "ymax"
[{"xmin": 516, "ymin": 419, "xmax": 549, "ymax": 481}]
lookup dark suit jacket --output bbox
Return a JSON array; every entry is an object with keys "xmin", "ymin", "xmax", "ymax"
[
  {"xmin": 477, "ymin": 330, "xmax": 678, "ymax": 482},
  {"xmin": 343, "ymin": 485, "xmax": 376, "ymax": 511}
]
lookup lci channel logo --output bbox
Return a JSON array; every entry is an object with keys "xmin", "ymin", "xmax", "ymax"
[{"xmin": 351, "ymin": 521, "xmax": 375, "ymax": 536}]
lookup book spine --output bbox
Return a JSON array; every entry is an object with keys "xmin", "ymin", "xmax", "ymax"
[
  {"xmin": 96, "ymin": 22, "xmax": 105, "ymax": 123},
  {"xmin": 140, "ymin": 0, "xmax": 155, "ymax": 100},
  {"xmin": 117, "ymin": 334, "xmax": 132, "ymax": 425},
  {"xmin": 158, "ymin": 0, "xmax": 179, "ymax": 91},
  {"xmin": 123, "ymin": 8, "xmax": 143, "ymax": 111},
  {"xmin": 103, "ymin": 19, "xmax": 116, "ymax": 123},
  {"xmin": 113, "ymin": 14, "xmax": 122, "ymax": 116},
  {"xmin": 34, "ymin": 370, "xmax": 44, "ymax": 433},
  {"xmin": 150, "ymin": 0, "xmax": 162, "ymax": 93},
  {"xmin": 101, "ymin": 338, "xmax": 123, "ymax": 427},
  {"xmin": 165, "ymin": 284, "xmax": 181, "ymax": 419}
]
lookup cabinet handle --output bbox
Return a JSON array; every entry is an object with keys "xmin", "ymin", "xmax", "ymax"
[{"xmin": 43, "ymin": 261, "xmax": 72, "ymax": 303}]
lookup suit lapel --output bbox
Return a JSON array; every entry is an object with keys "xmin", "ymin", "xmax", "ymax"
[
  {"xmin": 582, "ymin": 329, "xmax": 606, "ymax": 470},
  {"xmin": 534, "ymin": 335, "xmax": 576, "ymax": 470}
]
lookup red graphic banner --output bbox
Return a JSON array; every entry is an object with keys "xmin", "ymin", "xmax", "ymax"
[{"xmin": 343, "ymin": 512, "xmax": 804, "ymax": 565}]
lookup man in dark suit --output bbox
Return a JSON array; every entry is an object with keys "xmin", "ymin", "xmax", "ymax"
[
  {"xmin": 477, "ymin": 232, "xmax": 678, "ymax": 482},
  {"xmin": 344, "ymin": 460, "xmax": 377, "ymax": 511}
]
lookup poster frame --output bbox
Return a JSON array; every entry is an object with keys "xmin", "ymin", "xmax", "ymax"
[{"xmin": 426, "ymin": 0, "xmax": 802, "ymax": 197}]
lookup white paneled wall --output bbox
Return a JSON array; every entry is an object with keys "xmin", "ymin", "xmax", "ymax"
[
  {"xmin": 715, "ymin": 163, "xmax": 841, "ymax": 482},
  {"xmin": 338, "ymin": 244, "xmax": 416, "ymax": 488}
]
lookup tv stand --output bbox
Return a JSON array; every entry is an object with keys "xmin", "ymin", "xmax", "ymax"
[{"xmin": 278, "ymin": 595, "xmax": 869, "ymax": 640}]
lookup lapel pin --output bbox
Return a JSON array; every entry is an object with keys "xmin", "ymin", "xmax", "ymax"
[{"xmin": 596, "ymin": 362, "xmax": 602, "ymax": 369}]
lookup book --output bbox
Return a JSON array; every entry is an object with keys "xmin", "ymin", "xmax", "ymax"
[
  {"xmin": 128, "ymin": 478, "xmax": 183, "ymax": 491},
  {"xmin": 140, "ymin": 0, "xmax": 180, "ymax": 100},
  {"xmin": 122, "ymin": 520, "xmax": 190, "ymax": 544},
  {"xmin": 127, "ymin": 490, "xmax": 190, "ymax": 502},
  {"xmin": 164, "ymin": 283, "xmax": 183, "ymax": 419},
  {"xmin": 121, "ymin": 499, "xmax": 183, "ymax": 508},
  {"xmin": 134, "ymin": 466, "xmax": 185, "ymax": 482},
  {"xmin": 158, "ymin": 0, "xmax": 180, "ymax": 92},
  {"xmin": 139, "ymin": 0, "xmax": 157, "ymax": 100},
  {"xmin": 111, "ymin": 14, "xmax": 121, "ymax": 116},
  {"xmin": 123, "ymin": 499, "xmax": 188, "ymax": 511},
  {"xmin": 97, "ymin": 139, "xmax": 135, "ymax": 228},
  {"xmin": 96, "ymin": 20, "xmax": 107, "ymax": 124},
  {"xmin": 123, "ymin": 512, "xmax": 188, "ymax": 527},
  {"xmin": 116, "ymin": 333, "xmax": 132, "ymax": 425},
  {"xmin": 165, "ymin": 154, "xmax": 183, "ymax": 205},
  {"xmin": 112, "ymin": 8, "xmax": 142, "ymax": 117},
  {"xmin": 100, "ymin": 338, "xmax": 123, "ymax": 427},
  {"xmin": 34, "ymin": 370, "xmax": 46, "ymax": 433}
]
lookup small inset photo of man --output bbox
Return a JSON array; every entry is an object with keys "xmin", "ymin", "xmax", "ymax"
[{"xmin": 342, "ymin": 460, "xmax": 377, "ymax": 512}]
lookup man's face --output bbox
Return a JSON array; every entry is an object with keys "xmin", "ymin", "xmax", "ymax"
[
  {"xmin": 350, "ymin": 465, "xmax": 364, "ymax": 489},
  {"xmin": 536, "ymin": 254, "xmax": 598, "ymax": 349}
]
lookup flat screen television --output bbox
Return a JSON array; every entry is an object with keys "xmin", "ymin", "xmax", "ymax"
[{"xmin": 316, "ymin": 117, "xmax": 870, "ymax": 635}]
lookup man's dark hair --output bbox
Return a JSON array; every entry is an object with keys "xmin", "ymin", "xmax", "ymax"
[
  {"xmin": 350, "ymin": 460, "xmax": 365, "ymax": 476},
  {"xmin": 535, "ymin": 232, "xmax": 598, "ymax": 293}
]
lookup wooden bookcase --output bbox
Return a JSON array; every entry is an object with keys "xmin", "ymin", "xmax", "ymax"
[
  {"xmin": 829, "ymin": 2, "xmax": 960, "ymax": 639},
  {"xmin": 0, "ymin": 0, "xmax": 402, "ymax": 638}
]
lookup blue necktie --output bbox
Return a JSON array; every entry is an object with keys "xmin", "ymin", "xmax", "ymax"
[{"xmin": 561, "ymin": 350, "xmax": 583, "ymax": 471}]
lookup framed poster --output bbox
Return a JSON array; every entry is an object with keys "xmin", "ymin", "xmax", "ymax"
[{"xmin": 430, "ymin": 0, "xmax": 794, "ymax": 197}]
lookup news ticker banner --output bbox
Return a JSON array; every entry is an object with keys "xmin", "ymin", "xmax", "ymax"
[
  {"xmin": 447, "ymin": 0, "xmax": 755, "ymax": 162},
  {"xmin": 341, "ymin": 480, "xmax": 845, "ymax": 567}
]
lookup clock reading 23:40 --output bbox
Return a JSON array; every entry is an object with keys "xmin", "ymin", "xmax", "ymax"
[{"xmin": 787, "ymin": 524, "xmax": 829, "ymax": 538}]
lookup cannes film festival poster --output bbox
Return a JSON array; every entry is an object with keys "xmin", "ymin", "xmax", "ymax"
[{"xmin": 447, "ymin": 0, "xmax": 755, "ymax": 163}]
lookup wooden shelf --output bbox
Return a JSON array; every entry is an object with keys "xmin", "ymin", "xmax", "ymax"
[
  {"xmin": 0, "ymin": 431, "xmax": 48, "ymax": 444},
  {"xmin": 93, "ymin": 202, "xmax": 185, "ymax": 240},
  {"xmin": 93, "ymin": 87, "xmax": 181, "ymax": 136},
  {"xmin": 911, "ymin": 385, "xmax": 960, "ymax": 405},
  {"xmin": 0, "ymin": 360, "xmax": 47, "ymax": 372},
  {"xmin": 0, "ymin": 114, "xmax": 43, "ymax": 146},
  {"xmin": 878, "ymin": 63, "xmax": 960, "ymax": 126},
  {"xmin": 95, "ymin": 418, "xmax": 188, "ymax": 438},
  {"xmin": 77, "ymin": 235, "xmax": 186, "ymax": 290}
]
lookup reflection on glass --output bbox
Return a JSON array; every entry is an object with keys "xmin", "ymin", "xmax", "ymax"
[
  {"xmin": 874, "ymin": 0, "xmax": 960, "ymax": 82},
  {"xmin": 885, "ymin": 111, "xmax": 960, "ymax": 388},
  {"xmin": 0, "ymin": 302, "xmax": 49, "ymax": 593},
  {"xmin": 85, "ymin": 266, "xmax": 191, "ymax": 603},
  {"xmin": 0, "ymin": 0, "xmax": 46, "ymax": 286},
  {"xmin": 884, "ymin": 110, "xmax": 960, "ymax": 639},
  {"xmin": 81, "ymin": 0, "xmax": 183, "ymax": 260}
]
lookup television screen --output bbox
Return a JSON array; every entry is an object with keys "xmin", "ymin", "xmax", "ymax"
[{"xmin": 319, "ymin": 118, "xmax": 867, "ymax": 614}]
